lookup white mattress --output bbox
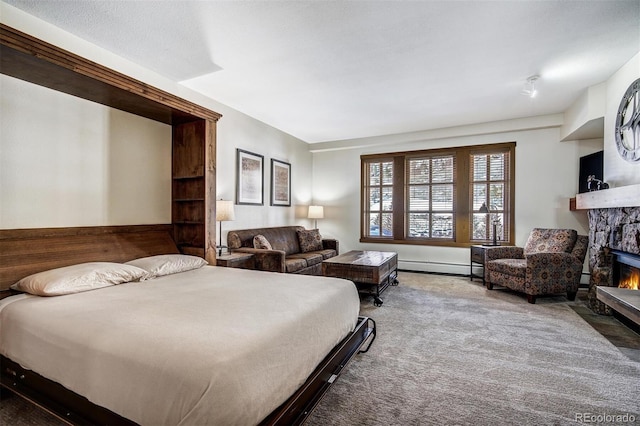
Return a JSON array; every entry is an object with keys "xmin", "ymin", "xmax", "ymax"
[{"xmin": 0, "ymin": 266, "xmax": 360, "ymax": 425}]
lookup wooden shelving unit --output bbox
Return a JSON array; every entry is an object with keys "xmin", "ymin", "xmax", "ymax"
[
  {"xmin": 172, "ymin": 120, "xmax": 217, "ymax": 260},
  {"xmin": 0, "ymin": 24, "xmax": 222, "ymax": 263}
]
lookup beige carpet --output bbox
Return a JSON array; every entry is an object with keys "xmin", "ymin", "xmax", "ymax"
[
  {"xmin": 1, "ymin": 272, "xmax": 639, "ymax": 425},
  {"xmin": 306, "ymin": 273, "xmax": 640, "ymax": 425}
]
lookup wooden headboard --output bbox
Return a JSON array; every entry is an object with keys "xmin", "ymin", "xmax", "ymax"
[{"xmin": 0, "ymin": 224, "xmax": 179, "ymax": 291}]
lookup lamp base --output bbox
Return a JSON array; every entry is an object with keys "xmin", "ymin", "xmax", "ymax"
[{"xmin": 482, "ymin": 243, "xmax": 500, "ymax": 247}]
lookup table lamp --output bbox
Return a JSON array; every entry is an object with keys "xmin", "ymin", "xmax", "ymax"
[
  {"xmin": 479, "ymin": 202, "xmax": 499, "ymax": 246},
  {"xmin": 216, "ymin": 200, "xmax": 235, "ymax": 256},
  {"xmin": 308, "ymin": 205, "xmax": 324, "ymax": 229}
]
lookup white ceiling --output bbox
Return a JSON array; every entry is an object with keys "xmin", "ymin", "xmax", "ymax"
[{"xmin": 4, "ymin": 0, "xmax": 640, "ymax": 143}]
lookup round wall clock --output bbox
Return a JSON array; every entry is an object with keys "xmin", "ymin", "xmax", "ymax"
[{"xmin": 615, "ymin": 78, "xmax": 640, "ymax": 162}]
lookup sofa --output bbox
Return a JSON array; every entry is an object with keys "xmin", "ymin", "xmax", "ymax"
[
  {"xmin": 485, "ymin": 228, "xmax": 588, "ymax": 303},
  {"xmin": 226, "ymin": 226, "xmax": 339, "ymax": 275}
]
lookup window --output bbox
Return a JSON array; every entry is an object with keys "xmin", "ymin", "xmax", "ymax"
[
  {"xmin": 361, "ymin": 142, "xmax": 515, "ymax": 247},
  {"xmin": 406, "ymin": 155, "xmax": 455, "ymax": 239},
  {"xmin": 363, "ymin": 159, "xmax": 394, "ymax": 237},
  {"xmin": 471, "ymin": 152, "xmax": 509, "ymax": 243}
]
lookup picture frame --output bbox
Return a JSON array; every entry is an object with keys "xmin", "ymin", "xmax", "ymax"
[
  {"xmin": 270, "ymin": 159, "xmax": 291, "ymax": 207},
  {"xmin": 236, "ymin": 149, "xmax": 264, "ymax": 205}
]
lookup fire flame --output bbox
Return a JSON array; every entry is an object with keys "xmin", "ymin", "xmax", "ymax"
[{"xmin": 619, "ymin": 268, "xmax": 640, "ymax": 290}]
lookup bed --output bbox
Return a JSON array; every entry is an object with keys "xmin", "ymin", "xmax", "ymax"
[{"xmin": 0, "ymin": 225, "xmax": 376, "ymax": 425}]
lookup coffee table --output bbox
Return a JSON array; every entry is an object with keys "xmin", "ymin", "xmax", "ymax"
[{"xmin": 322, "ymin": 250, "xmax": 398, "ymax": 306}]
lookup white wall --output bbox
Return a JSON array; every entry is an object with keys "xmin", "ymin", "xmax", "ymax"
[
  {"xmin": 0, "ymin": 4, "xmax": 313, "ymax": 236},
  {"xmin": 214, "ymin": 101, "xmax": 314, "ymax": 236},
  {"xmin": 603, "ymin": 52, "xmax": 640, "ymax": 186},
  {"xmin": 312, "ymin": 124, "xmax": 592, "ymax": 275},
  {"xmin": 560, "ymin": 83, "xmax": 605, "ymax": 141},
  {"xmin": 0, "ymin": 75, "xmax": 171, "ymax": 228}
]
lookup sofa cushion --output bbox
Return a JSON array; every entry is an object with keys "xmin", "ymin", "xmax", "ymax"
[
  {"xmin": 266, "ymin": 228, "xmax": 302, "ymax": 255},
  {"xmin": 317, "ymin": 249, "xmax": 338, "ymax": 260},
  {"xmin": 297, "ymin": 229, "xmax": 323, "ymax": 253},
  {"xmin": 523, "ymin": 228, "xmax": 577, "ymax": 255},
  {"xmin": 253, "ymin": 234, "xmax": 272, "ymax": 250},
  {"xmin": 285, "ymin": 257, "xmax": 307, "ymax": 273},
  {"xmin": 488, "ymin": 259, "xmax": 526, "ymax": 278},
  {"xmin": 288, "ymin": 252, "xmax": 323, "ymax": 267}
]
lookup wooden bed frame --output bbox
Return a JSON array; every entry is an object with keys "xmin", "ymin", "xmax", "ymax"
[{"xmin": 0, "ymin": 225, "xmax": 376, "ymax": 425}]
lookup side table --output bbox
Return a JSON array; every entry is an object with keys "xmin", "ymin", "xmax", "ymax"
[
  {"xmin": 470, "ymin": 245, "xmax": 491, "ymax": 285},
  {"xmin": 216, "ymin": 252, "xmax": 255, "ymax": 269}
]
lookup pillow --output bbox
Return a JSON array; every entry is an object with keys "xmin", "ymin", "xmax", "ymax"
[
  {"xmin": 11, "ymin": 262, "xmax": 148, "ymax": 296},
  {"xmin": 253, "ymin": 234, "xmax": 273, "ymax": 250},
  {"xmin": 125, "ymin": 254, "xmax": 207, "ymax": 279},
  {"xmin": 297, "ymin": 229, "xmax": 323, "ymax": 253}
]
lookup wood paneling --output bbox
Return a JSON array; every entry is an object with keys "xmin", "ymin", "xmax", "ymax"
[{"xmin": 0, "ymin": 225, "xmax": 178, "ymax": 291}]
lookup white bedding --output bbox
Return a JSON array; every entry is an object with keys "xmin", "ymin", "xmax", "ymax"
[{"xmin": 0, "ymin": 266, "xmax": 360, "ymax": 425}]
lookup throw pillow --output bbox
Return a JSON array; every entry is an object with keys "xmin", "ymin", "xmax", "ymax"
[
  {"xmin": 297, "ymin": 229, "xmax": 323, "ymax": 253},
  {"xmin": 253, "ymin": 234, "xmax": 273, "ymax": 250}
]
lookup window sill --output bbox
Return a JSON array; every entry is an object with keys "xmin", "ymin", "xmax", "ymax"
[{"xmin": 359, "ymin": 238, "xmax": 512, "ymax": 248}]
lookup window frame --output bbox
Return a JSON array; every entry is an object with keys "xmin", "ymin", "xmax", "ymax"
[
  {"xmin": 361, "ymin": 157, "xmax": 396, "ymax": 239},
  {"xmin": 360, "ymin": 142, "xmax": 516, "ymax": 247}
]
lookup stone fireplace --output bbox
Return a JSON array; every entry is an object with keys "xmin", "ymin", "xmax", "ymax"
[{"xmin": 587, "ymin": 206, "xmax": 640, "ymax": 315}]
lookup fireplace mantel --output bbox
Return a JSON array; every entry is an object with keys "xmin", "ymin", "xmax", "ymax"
[{"xmin": 575, "ymin": 183, "xmax": 640, "ymax": 210}]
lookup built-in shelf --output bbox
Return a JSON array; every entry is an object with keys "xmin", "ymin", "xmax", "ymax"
[
  {"xmin": 574, "ymin": 184, "xmax": 640, "ymax": 210},
  {"xmin": 173, "ymin": 175, "xmax": 205, "ymax": 180}
]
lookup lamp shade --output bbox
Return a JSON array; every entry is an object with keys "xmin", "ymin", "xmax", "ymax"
[
  {"xmin": 478, "ymin": 202, "xmax": 489, "ymax": 214},
  {"xmin": 308, "ymin": 205, "xmax": 324, "ymax": 219},
  {"xmin": 216, "ymin": 200, "xmax": 235, "ymax": 221}
]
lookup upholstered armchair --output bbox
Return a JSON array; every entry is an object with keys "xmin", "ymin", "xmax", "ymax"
[{"xmin": 485, "ymin": 228, "xmax": 588, "ymax": 304}]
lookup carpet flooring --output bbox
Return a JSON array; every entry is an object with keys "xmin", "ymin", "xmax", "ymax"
[
  {"xmin": 1, "ymin": 272, "xmax": 639, "ymax": 426},
  {"xmin": 306, "ymin": 273, "xmax": 640, "ymax": 425}
]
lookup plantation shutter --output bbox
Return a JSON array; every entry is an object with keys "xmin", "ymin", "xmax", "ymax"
[
  {"xmin": 470, "ymin": 150, "xmax": 511, "ymax": 243},
  {"xmin": 363, "ymin": 158, "xmax": 394, "ymax": 238},
  {"xmin": 406, "ymin": 154, "xmax": 456, "ymax": 239}
]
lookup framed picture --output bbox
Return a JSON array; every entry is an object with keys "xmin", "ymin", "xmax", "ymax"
[
  {"xmin": 270, "ymin": 159, "xmax": 291, "ymax": 206},
  {"xmin": 236, "ymin": 149, "xmax": 264, "ymax": 205}
]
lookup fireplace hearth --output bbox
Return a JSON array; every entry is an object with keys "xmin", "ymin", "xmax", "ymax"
[
  {"xmin": 601, "ymin": 249, "xmax": 640, "ymax": 325},
  {"xmin": 587, "ymin": 206, "xmax": 640, "ymax": 330}
]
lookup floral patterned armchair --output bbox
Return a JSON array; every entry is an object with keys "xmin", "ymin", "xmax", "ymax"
[{"xmin": 485, "ymin": 228, "xmax": 588, "ymax": 304}]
